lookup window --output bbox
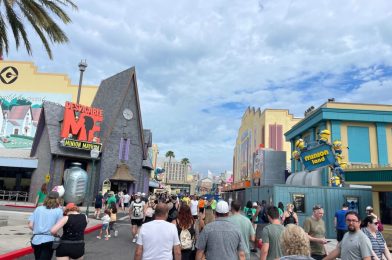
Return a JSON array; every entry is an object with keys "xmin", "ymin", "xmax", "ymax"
[
  {"xmin": 269, "ymin": 124, "xmax": 283, "ymax": 151},
  {"xmin": 347, "ymin": 126, "xmax": 371, "ymax": 163},
  {"xmin": 345, "ymin": 196, "xmax": 359, "ymax": 213},
  {"xmin": 379, "ymin": 192, "xmax": 392, "ymax": 225},
  {"xmin": 118, "ymin": 138, "xmax": 130, "ymax": 161},
  {"xmin": 292, "ymin": 193, "xmax": 305, "ymax": 213}
]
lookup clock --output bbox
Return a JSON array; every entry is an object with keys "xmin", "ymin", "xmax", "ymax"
[{"xmin": 122, "ymin": 108, "xmax": 133, "ymax": 120}]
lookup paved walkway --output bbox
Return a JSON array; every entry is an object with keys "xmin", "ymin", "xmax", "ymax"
[{"xmin": 0, "ymin": 200, "xmax": 100, "ymax": 256}]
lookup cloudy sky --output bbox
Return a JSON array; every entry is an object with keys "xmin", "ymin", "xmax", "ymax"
[{"xmin": 6, "ymin": 0, "xmax": 392, "ymax": 175}]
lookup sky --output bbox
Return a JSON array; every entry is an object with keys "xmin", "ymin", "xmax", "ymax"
[{"xmin": 5, "ymin": 0, "xmax": 392, "ymax": 175}]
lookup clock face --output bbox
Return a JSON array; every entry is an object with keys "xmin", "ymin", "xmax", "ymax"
[{"xmin": 123, "ymin": 108, "xmax": 133, "ymax": 120}]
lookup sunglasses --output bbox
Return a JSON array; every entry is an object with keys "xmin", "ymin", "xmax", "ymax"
[{"xmin": 373, "ymin": 222, "xmax": 379, "ymax": 225}]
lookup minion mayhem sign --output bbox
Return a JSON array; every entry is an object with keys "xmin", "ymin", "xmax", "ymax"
[{"xmin": 60, "ymin": 101, "xmax": 103, "ymax": 151}]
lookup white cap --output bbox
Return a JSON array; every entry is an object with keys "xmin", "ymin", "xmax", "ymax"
[
  {"xmin": 366, "ymin": 206, "xmax": 373, "ymax": 210},
  {"xmin": 216, "ymin": 200, "xmax": 229, "ymax": 214},
  {"xmin": 252, "ymin": 202, "xmax": 258, "ymax": 207},
  {"xmin": 142, "ymin": 192, "xmax": 146, "ymax": 196}
]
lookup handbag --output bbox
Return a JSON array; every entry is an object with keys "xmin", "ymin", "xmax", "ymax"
[{"xmin": 52, "ymin": 236, "xmax": 61, "ymax": 250}]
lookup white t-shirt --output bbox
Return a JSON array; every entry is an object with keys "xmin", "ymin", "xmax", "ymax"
[
  {"xmin": 130, "ymin": 200, "xmax": 145, "ymax": 219},
  {"xmin": 136, "ymin": 220, "xmax": 180, "ymax": 260},
  {"xmin": 123, "ymin": 194, "xmax": 131, "ymax": 204},
  {"xmin": 190, "ymin": 199, "xmax": 198, "ymax": 216}
]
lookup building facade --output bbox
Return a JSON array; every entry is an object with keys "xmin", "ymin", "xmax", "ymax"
[
  {"xmin": 163, "ymin": 159, "xmax": 189, "ymax": 182},
  {"xmin": 233, "ymin": 107, "xmax": 301, "ymax": 183},
  {"xmin": 285, "ymin": 101, "xmax": 392, "ymax": 246}
]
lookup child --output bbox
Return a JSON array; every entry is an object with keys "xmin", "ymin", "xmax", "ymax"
[
  {"xmin": 109, "ymin": 202, "xmax": 117, "ymax": 237},
  {"xmin": 97, "ymin": 209, "xmax": 111, "ymax": 240}
]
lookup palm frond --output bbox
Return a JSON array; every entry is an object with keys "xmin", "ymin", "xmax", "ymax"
[
  {"xmin": 0, "ymin": 14, "xmax": 9, "ymax": 55},
  {"xmin": 40, "ymin": 0, "xmax": 73, "ymax": 23}
]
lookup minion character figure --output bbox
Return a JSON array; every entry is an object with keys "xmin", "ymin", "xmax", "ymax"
[
  {"xmin": 333, "ymin": 140, "xmax": 342, "ymax": 155},
  {"xmin": 330, "ymin": 174, "xmax": 342, "ymax": 187},
  {"xmin": 318, "ymin": 129, "xmax": 330, "ymax": 145},
  {"xmin": 292, "ymin": 150, "xmax": 301, "ymax": 162},
  {"xmin": 295, "ymin": 139, "xmax": 307, "ymax": 151}
]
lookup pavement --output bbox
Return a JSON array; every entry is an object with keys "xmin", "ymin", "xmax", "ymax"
[
  {"xmin": 0, "ymin": 200, "xmax": 101, "ymax": 259},
  {"xmin": 0, "ymin": 200, "xmax": 339, "ymax": 259}
]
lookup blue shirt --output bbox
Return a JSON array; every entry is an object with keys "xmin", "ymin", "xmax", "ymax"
[
  {"xmin": 334, "ymin": 209, "xmax": 348, "ymax": 230},
  {"xmin": 29, "ymin": 206, "xmax": 63, "ymax": 245}
]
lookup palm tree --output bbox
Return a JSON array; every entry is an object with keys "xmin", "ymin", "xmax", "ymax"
[
  {"xmin": 165, "ymin": 151, "xmax": 175, "ymax": 184},
  {"xmin": 181, "ymin": 158, "xmax": 190, "ymax": 182},
  {"xmin": 0, "ymin": 0, "xmax": 78, "ymax": 59}
]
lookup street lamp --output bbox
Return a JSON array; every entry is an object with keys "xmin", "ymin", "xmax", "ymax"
[
  {"xmin": 76, "ymin": 60, "xmax": 88, "ymax": 104},
  {"xmin": 85, "ymin": 147, "xmax": 100, "ymax": 216}
]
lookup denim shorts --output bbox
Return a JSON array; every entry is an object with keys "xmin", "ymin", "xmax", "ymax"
[{"xmin": 102, "ymin": 224, "xmax": 109, "ymax": 230}]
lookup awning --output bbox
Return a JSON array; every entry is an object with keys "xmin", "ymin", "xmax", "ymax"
[{"xmin": 110, "ymin": 163, "xmax": 136, "ymax": 182}]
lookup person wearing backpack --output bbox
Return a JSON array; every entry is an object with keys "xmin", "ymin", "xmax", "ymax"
[
  {"xmin": 130, "ymin": 192, "xmax": 145, "ymax": 243},
  {"xmin": 176, "ymin": 204, "xmax": 196, "ymax": 260},
  {"xmin": 282, "ymin": 203, "xmax": 298, "ymax": 226},
  {"xmin": 254, "ymin": 200, "xmax": 268, "ymax": 253},
  {"xmin": 144, "ymin": 195, "xmax": 157, "ymax": 224},
  {"xmin": 244, "ymin": 201, "xmax": 255, "ymax": 222}
]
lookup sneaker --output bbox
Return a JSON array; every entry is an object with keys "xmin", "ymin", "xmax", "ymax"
[
  {"xmin": 107, "ymin": 235, "xmax": 111, "ymax": 238},
  {"xmin": 96, "ymin": 236, "xmax": 101, "ymax": 239},
  {"xmin": 132, "ymin": 237, "xmax": 136, "ymax": 243}
]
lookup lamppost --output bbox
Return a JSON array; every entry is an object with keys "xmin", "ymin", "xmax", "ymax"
[
  {"xmin": 85, "ymin": 147, "xmax": 100, "ymax": 216},
  {"xmin": 76, "ymin": 60, "xmax": 87, "ymax": 104}
]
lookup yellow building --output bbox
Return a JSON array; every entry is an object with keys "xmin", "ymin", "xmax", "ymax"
[{"xmin": 233, "ymin": 107, "xmax": 301, "ymax": 182}]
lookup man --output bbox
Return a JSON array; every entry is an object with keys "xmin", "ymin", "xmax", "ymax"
[
  {"xmin": 228, "ymin": 200, "xmax": 255, "ymax": 260},
  {"xmin": 130, "ymin": 192, "xmax": 145, "ymax": 242},
  {"xmin": 260, "ymin": 206, "xmax": 284, "ymax": 260},
  {"xmin": 106, "ymin": 191, "xmax": 116, "ymax": 205},
  {"xmin": 134, "ymin": 203, "xmax": 181, "ymax": 260},
  {"xmin": 334, "ymin": 203, "xmax": 349, "ymax": 242},
  {"xmin": 210, "ymin": 197, "xmax": 217, "ymax": 213},
  {"xmin": 123, "ymin": 191, "xmax": 131, "ymax": 209},
  {"xmin": 303, "ymin": 205, "xmax": 328, "ymax": 260},
  {"xmin": 198, "ymin": 196, "xmax": 205, "ymax": 213},
  {"xmin": 190, "ymin": 195, "xmax": 199, "ymax": 219},
  {"xmin": 196, "ymin": 200, "xmax": 246, "ymax": 260},
  {"xmin": 323, "ymin": 211, "xmax": 373, "ymax": 260}
]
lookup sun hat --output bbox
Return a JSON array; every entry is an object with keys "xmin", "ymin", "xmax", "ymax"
[{"xmin": 216, "ymin": 200, "xmax": 229, "ymax": 214}]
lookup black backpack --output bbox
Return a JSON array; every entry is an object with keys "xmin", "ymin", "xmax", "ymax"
[
  {"xmin": 258, "ymin": 206, "xmax": 269, "ymax": 223},
  {"xmin": 283, "ymin": 211, "xmax": 296, "ymax": 226}
]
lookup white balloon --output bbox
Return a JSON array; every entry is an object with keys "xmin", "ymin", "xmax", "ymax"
[{"xmin": 52, "ymin": 185, "xmax": 65, "ymax": 197}]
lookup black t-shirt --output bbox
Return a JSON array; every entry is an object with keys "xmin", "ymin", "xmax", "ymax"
[{"xmin": 61, "ymin": 214, "xmax": 88, "ymax": 241}]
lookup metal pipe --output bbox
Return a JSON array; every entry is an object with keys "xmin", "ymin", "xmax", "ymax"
[{"xmin": 76, "ymin": 60, "xmax": 87, "ymax": 104}]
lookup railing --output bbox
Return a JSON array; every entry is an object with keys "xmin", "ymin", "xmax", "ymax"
[{"xmin": 0, "ymin": 190, "xmax": 29, "ymax": 202}]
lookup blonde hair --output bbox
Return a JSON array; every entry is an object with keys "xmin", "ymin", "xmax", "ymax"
[
  {"xmin": 281, "ymin": 224, "xmax": 311, "ymax": 256},
  {"xmin": 204, "ymin": 208, "xmax": 215, "ymax": 225},
  {"xmin": 286, "ymin": 203, "xmax": 294, "ymax": 209},
  {"xmin": 43, "ymin": 197, "xmax": 60, "ymax": 209}
]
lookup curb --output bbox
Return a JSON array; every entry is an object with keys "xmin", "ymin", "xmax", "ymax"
[
  {"xmin": 4, "ymin": 205, "xmax": 35, "ymax": 209},
  {"xmin": 0, "ymin": 224, "xmax": 102, "ymax": 260}
]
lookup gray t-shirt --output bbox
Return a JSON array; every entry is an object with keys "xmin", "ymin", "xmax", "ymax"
[
  {"xmin": 339, "ymin": 231, "xmax": 373, "ymax": 260},
  {"xmin": 196, "ymin": 218, "xmax": 246, "ymax": 260},
  {"xmin": 228, "ymin": 213, "xmax": 255, "ymax": 260},
  {"xmin": 261, "ymin": 223, "xmax": 285, "ymax": 260}
]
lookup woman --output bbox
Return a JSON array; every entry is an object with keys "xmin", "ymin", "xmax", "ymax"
[
  {"xmin": 51, "ymin": 203, "xmax": 88, "ymax": 260},
  {"xmin": 361, "ymin": 216, "xmax": 392, "ymax": 260},
  {"xmin": 280, "ymin": 224, "xmax": 315, "ymax": 259},
  {"xmin": 278, "ymin": 201, "xmax": 284, "ymax": 220},
  {"xmin": 282, "ymin": 203, "xmax": 298, "ymax": 226},
  {"xmin": 366, "ymin": 206, "xmax": 383, "ymax": 232},
  {"xmin": 94, "ymin": 191, "xmax": 104, "ymax": 219},
  {"xmin": 144, "ymin": 195, "xmax": 157, "ymax": 223},
  {"xmin": 244, "ymin": 200, "xmax": 255, "ymax": 222},
  {"xmin": 29, "ymin": 191, "xmax": 63, "ymax": 260},
  {"xmin": 176, "ymin": 204, "xmax": 196, "ymax": 260},
  {"xmin": 35, "ymin": 183, "xmax": 48, "ymax": 207},
  {"xmin": 203, "ymin": 205, "xmax": 215, "ymax": 225}
]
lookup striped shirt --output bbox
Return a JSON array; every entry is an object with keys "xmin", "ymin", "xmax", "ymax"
[
  {"xmin": 196, "ymin": 218, "xmax": 246, "ymax": 260},
  {"xmin": 361, "ymin": 228, "xmax": 385, "ymax": 259}
]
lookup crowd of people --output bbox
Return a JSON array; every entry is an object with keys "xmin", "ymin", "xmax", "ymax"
[{"xmin": 30, "ymin": 187, "xmax": 392, "ymax": 260}]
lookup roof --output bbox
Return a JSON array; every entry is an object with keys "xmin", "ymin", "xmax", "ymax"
[
  {"xmin": 8, "ymin": 120, "xmax": 20, "ymax": 126},
  {"xmin": 8, "ymin": 105, "xmax": 30, "ymax": 120},
  {"xmin": 110, "ymin": 163, "xmax": 136, "ymax": 182},
  {"xmin": 31, "ymin": 108, "xmax": 42, "ymax": 122}
]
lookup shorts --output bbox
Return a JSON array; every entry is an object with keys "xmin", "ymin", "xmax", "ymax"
[
  {"xmin": 256, "ymin": 223, "xmax": 268, "ymax": 239},
  {"xmin": 124, "ymin": 203, "xmax": 129, "ymax": 208},
  {"xmin": 193, "ymin": 215, "xmax": 198, "ymax": 220},
  {"xmin": 102, "ymin": 224, "xmax": 109, "ymax": 231},
  {"xmin": 95, "ymin": 204, "xmax": 102, "ymax": 209},
  {"xmin": 56, "ymin": 242, "xmax": 85, "ymax": 259},
  {"xmin": 131, "ymin": 219, "xmax": 143, "ymax": 227},
  {"xmin": 199, "ymin": 208, "xmax": 204, "ymax": 213}
]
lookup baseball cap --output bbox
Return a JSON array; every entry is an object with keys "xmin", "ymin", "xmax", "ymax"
[
  {"xmin": 252, "ymin": 202, "xmax": 257, "ymax": 207},
  {"xmin": 366, "ymin": 206, "xmax": 373, "ymax": 210},
  {"xmin": 65, "ymin": 203, "xmax": 76, "ymax": 210},
  {"xmin": 48, "ymin": 191, "xmax": 59, "ymax": 199},
  {"xmin": 142, "ymin": 192, "xmax": 146, "ymax": 196},
  {"xmin": 135, "ymin": 192, "xmax": 141, "ymax": 197},
  {"xmin": 216, "ymin": 200, "xmax": 229, "ymax": 214}
]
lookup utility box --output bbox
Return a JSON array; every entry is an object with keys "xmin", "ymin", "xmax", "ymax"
[{"xmin": 252, "ymin": 149, "xmax": 286, "ymax": 186}]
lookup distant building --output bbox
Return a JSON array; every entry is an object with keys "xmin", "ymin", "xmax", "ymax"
[
  {"xmin": 233, "ymin": 107, "xmax": 301, "ymax": 183},
  {"xmin": 163, "ymin": 159, "xmax": 189, "ymax": 182}
]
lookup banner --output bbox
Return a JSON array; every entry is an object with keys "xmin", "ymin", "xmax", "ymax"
[{"xmin": 300, "ymin": 144, "xmax": 336, "ymax": 171}]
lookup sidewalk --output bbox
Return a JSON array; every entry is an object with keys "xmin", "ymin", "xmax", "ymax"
[{"xmin": 0, "ymin": 200, "xmax": 101, "ymax": 258}]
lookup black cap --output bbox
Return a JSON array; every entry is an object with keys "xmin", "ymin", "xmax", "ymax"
[{"xmin": 48, "ymin": 191, "xmax": 59, "ymax": 199}]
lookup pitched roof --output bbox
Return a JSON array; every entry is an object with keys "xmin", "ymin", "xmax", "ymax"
[
  {"xmin": 31, "ymin": 108, "xmax": 42, "ymax": 122},
  {"xmin": 8, "ymin": 105, "xmax": 30, "ymax": 120}
]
